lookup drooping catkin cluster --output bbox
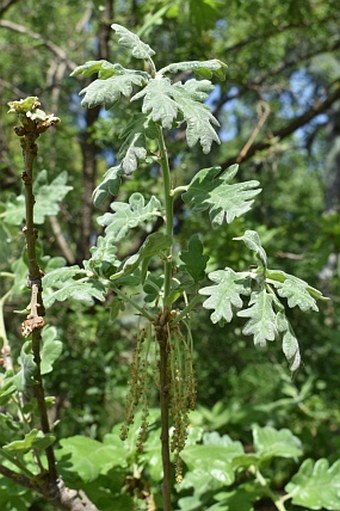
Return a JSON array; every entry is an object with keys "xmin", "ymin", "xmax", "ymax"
[
  {"xmin": 120, "ymin": 326, "xmax": 152, "ymax": 451},
  {"xmin": 168, "ymin": 324, "xmax": 196, "ymax": 483}
]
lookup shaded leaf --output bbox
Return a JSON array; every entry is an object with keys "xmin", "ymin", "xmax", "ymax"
[
  {"xmin": 43, "ymin": 266, "xmax": 106, "ymax": 308},
  {"xmin": 13, "ymin": 341, "xmax": 36, "ymax": 391},
  {"xmin": 286, "ymin": 459, "xmax": 340, "ymax": 510},
  {"xmin": 111, "ymin": 23, "xmax": 156, "ymax": 59},
  {"xmin": 237, "ymin": 289, "xmax": 277, "ymax": 347},
  {"xmin": 93, "ymin": 165, "xmax": 124, "ymax": 207},
  {"xmin": 180, "ymin": 234, "xmax": 209, "ymax": 282},
  {"xmin": 4, "ymin": 429, "xmax": 55, "ymax": 454},
  {"xmin": 118, "ymin": 115, "xmax": 149, "ymax": 174},
  {"xmin": 3, "ymin": 171, "xmax": 72, "ymax": 226},
  {"xmin": 80, "ymin": 73, "xmax": 147, "ymax": 109},
  {"xmin": 200, "ymin": 268, "xmax": 250, "ymax": 323},
  {"xmin": 57, "ymin": 435, "xmax": 127, "ymax": 482},
  {"xmin": 183, "ymin": 165, "xmax": 261, "ymax": 225},
  {"xmin": 40, "ymin": 326, "xmax": 63, "ymax": 375},
  {"xmin": 98, "ymin": 193, "xmax": 162, "ymax": 242},
  {"xmin": 253, "ymin": 425, "xmax": 303, "ymax": 460}
]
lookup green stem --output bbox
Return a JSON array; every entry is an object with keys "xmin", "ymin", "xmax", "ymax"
[
  {"xmin": 0, "ymin": 447, "xmax": 36, "ymax": 478},
  {"xmin": 171, "ymin": 294, "xmax": 203, "ymax": 325},
  {"xmin": 113, "ymin": 287, "xmax": 155, "ymax": 321},
  {"xmin": 156, "ymin": 123, "xmax": 174, "ymax": 511},
  {"xmin": 255, "ymin": 467, "xmax": 288, "ymax": 511},
  {"xmin": 157, "ymin": 124, "xmax": 174, "ymax": 306}
]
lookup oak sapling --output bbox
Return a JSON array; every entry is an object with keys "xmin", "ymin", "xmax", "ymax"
[{"xmin": 66, "ymin": 24, "xmax": 328, "ymax": 510}]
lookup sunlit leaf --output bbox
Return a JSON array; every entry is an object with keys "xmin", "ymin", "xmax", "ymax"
[
  {"xmin": 237, "ymin": 289, "xmax": 277, "ymax": 347},
  {"xmin": 286, "ymin": 459, "xmax": 340, "ymax": 510},
  {"xmin": 183, "ymin": 165, "xmax": 261, "ymax": 225},
  {"xmin": 98, "ymin": 193, "xmax": 162, "ymax": 242},
  {"xmin": 234, "ymin": 230, "xmax": 267, "ymax": 267},
  {"xmin": 253, "ymin": 425, "xmax": 303, "ymax": 460},
  {"xmin": 132, "ymin": 76, "xmax": 179, "ymax": 129},
  {"xmin": 199, "ymin": 268, "xmax": 250, "ymax": 323},
  {"xmin": 111, "ymin": 23, "xmax": 156, "ymax": 59},
  {"xmin": 80, "ymin": 73, "xmax": 147, "ymax": 109}
]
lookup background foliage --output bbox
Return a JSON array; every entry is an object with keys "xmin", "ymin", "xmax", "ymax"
[{"xmin": 0, "ymin": 1, "xmax": 339, "ymax": 509}]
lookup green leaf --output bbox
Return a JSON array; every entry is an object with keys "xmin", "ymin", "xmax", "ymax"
[
  {"xmin": 80, "ymin": 73, "xmax": 147, "ymax": 109},
  {"xmin": 212, "ymin": 485, "xmax": 259, "ymax": 511},
  {"xmin": 40, "ymin": 326, "xmax": 62, "ymax": 375},
  {"xmin": 42, "ymin": 266, "xmax": 106, "ymax": 308},
  {"xmin": 286, "ymin": 459, "xmax": 340, "ymax": 510},
  {"xmin": 183, "ymin": 165, "xmax": 261, "ymax": 225},
  {"xmin": 4, "ymin": 429, "xmax": 55, "ymax": 454},
  {"xmin": 160, "ymin": 59, "xmax": 227, "ymax": 80},
  {"xmin": 181, "ymin": 433, "xmax": 243, "ymax": 486},
  {"xmin": 180, "ymin": 234, "xmax": 209, "ymax": 282},
  {"xmin": 0, "ymin": 373, "xmax": 16, "ymax": 406},
  {"xmin": 111, "ymin": 23, "xmax": 156, "ymax": 59},
  {"xmin": 93, "ymin": 165, "xmax": 123, "ymax": 207},
  {"xmin": 253, "ymin": 425, "xmax": 303, "ymax": 460},
  {"xmin": 98, "ymin": 193, "xmax": 162, "ymax": 243},
  {"xmin": 13, "ymin": 341, "xmax": 36, "ymax": 391},
  {"xmin": 237, "ymin": 289, "xmax": 278, "ymax": 347},
  {"xmin": 234, "ymin": 230, "xmax": 267, "ymax": 267},
  {"xmin": 132, "ymin": 76, "xmax": 179, "ymax": 129},
  {"xmin": 57, "ymin": 435, "xmax": 127, "ymax": 482},
  {"xmin": 199, "ymin": 268, "xmax": 250, "ymax": 323}
]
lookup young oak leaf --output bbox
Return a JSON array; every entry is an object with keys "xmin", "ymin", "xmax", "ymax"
[
  {"xmin": 71, "ymin": 61, "xmax": 136, "ymax": 80},
  {"xmin": 132, "ymin": 76, "xmax": 179, "ymax": 129},
  {"xmin": 234, "ymin": 230, "xmax": 267, "ymax": 267},
  {"xmin": 199, "ymin": 268, "xmax": 250, "ymax": 323},
  {"xmin": 111, "ymin": 23, "xmax": 156, "ymax": 59},
  {"xmin": 80, "ymin": 73, "xmax": 147, "ymax": 110},
  {"xmin": 118, "ymin": 114, "xmax": 151, "ymax": 174},
  {"xmin": 266, "ymin": 270, "xmax": 324, "ymax": 312},
  {"xmin": 276, "ymin": 312, "xmax": 301, "ymax": 371},
  {"xmin": 92, "ymin": 165, "xmax": 124, "ymax": 207},
  {"xmin": 183, "ymin": 164, "xmax": 261, "ymax": 226},
  {"xmin": 285, "ymin": 459, "xmax": 340, "ymax": 510},
  {"xmin": 237, "ymin": 288, "xmax": 277, "ymax": 347},
  {"xmin": 97, "ymin": 192, "xmax": 162, "ymax": 243},
  {"xmin": 159, "ymin": 59, "xmax": 227, "ymax": 80},
  {"xmin": 172, "ymin": 82, "xmax": 220, "ymax": 154}
]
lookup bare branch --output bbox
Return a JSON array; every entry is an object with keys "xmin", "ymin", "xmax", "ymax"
[
  {"xmin": 220, "ymin": 85, "xmax": 340, "ymax": 170},
  {"xmin": 0, "ymin": 19, "xmax": 77, "ymax": 70},
  {"xmin": 0, "ymin": 0, "xmax": 21, "ymax": 17}
]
